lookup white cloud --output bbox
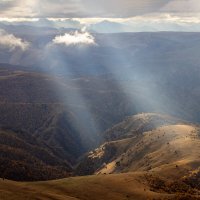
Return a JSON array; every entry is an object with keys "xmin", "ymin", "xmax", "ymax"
[
  {"xmin": 1, "ymin": 13, "xmax": 200, "ymax": 32},
  {"xmin": 53, "ymin": 30, "xmax": 96, "ymax": 46},
  {"xmin": 0, "ymin": 17, "xmax": 39, "ymax": 22},
  {"xmin": 0, "ymin": 29, "xmax": 29, "ymax": 51}
]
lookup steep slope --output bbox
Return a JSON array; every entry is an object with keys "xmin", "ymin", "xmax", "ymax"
[
  {"xmin": 0, "ymin": 66, "xmax": 86, "ymax": 180},
  {"xmin": 76, "ymin": 113, "xmax": 200, "ymax": 178},
  {"xmin": 0, "ymin": 64, "xmax": 136, "ymax": 180},
  {"xmin": 75, "ymin": 113, "xmax": 200, "ymax": 197},
  {"xmin": 94, "ymin": 124, "xmax": 200, "ymax": 175},
  {"xmin": 0, "ymin": 64, "xmax": 132, "ymax": 146},
  {"xmin": 0, "ymin": 129, "xmax": 71, "ymax": 181},
  {"xmin": 0, "ymin": 104, "xmax": 85, "ymax": 163}
]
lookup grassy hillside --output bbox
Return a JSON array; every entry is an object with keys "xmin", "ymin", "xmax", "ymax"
[
  {"xmin": 104, "ymin": 113, "xmax": 185, "ymax": 141},
  {"xmin": 0, "ymin": 172, "xmax": 199, "ymax": 200},
  {"xmin": 76, "ymin": 114, "xmax": 200, "ymax": 181},
  {"xmin": 0, "ymin": 128, "xmax": 72, "ymax": 181},
  {"xmin": 73, "ymin": 113, "xmax": 200, "ymax": 199},
  {"xmin": 93, "ymin": 124, "xmax": 200, "ymax": 175}
]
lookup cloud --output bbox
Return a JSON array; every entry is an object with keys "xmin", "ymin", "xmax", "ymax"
[
  {"xmin": 1, "ymin": 0, "xmax": 200, "ymax": 28},
  {"xmin": 0, "ymin": 0, "xmax": 36, "ymax": 17},
  {"xmin": 80, "ymin": 0, "xmax": 172, "ymax": 18},
  {"xmin": 53, "ymin": 30, "xmax": 96, "ymax": 46},
  {"xmin": 0, "ymin": 17, "xmax": 39, "ymax": 22},
  {"xmin": 3, "ymin": 0, "xmax": 200, "ymax": 19},
  {"xmin": 2, "ymin": 13, "xmax": 200, "ymax": 32},
  {"xmin": 161, "ymin": 0, "xmax": 200, "ymax": 13},
  {"xmin": 0, "ymin": 29, "xmax": 29, "ymax": 51},
  {"xmin": 0, "ymin": 0, "xmax": 173, "ymax": 18}
]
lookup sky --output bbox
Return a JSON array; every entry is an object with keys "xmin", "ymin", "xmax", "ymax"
[
  {"xmin": 0, "ymin": 0, "xmax": 200, "ymax": 32},
  {"xmin": 0, "ymin": 0, "xmax": 199, "ymax": 18}
]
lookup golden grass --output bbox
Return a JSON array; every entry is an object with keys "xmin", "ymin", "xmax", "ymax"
[{"xmin": 0, "ymin": 173, "xmax": 175, "ymax": 200}]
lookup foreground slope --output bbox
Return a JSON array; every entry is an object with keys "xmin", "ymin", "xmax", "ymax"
[{"xmin": 0, "ymin": 172, "xmax": 199, "ymax": 200}]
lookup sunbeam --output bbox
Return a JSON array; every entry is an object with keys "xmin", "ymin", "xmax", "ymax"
[{"xmin": 40, "ymin": 38, "xmax": 103, "ymax": 149}]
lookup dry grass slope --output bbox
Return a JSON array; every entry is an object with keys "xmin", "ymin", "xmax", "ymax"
[
  {"xmin": 0, "ymin": 172, "xmax": 199, "ymax": 200},
  {"xmin": 76, "ymin": 114, "xmax": 200, "ymax": 198}
]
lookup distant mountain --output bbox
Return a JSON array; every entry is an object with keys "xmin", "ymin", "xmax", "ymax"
[
  {"xmin": 27, "ymin": 18, "xmax": 55, "ymax": 28},
  {"xmin": 88, "ymin": 20, "xmax": 187, "ymax": 33},
  {"xmin": 89, "ymin": 20, "xmax": 133, "ymax": 33},
  {"xmin": 52, "ymin": 19, "xmax": 82, "ymax": 29},
  {"xmin": 0, "ymin": 18, "xmax": 82, "ymax": 29}
]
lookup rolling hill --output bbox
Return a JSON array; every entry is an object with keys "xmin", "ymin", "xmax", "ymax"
[
  {"xmin": 69, "ymin": 113, "xmax": 200, "ymax": 199},
  {"xmin": 1, "ymin": 172, "xmax": 199, "ymax": 200},
  {"xmin": 76, "ymin": 113, "xmax": 200, "ymax": 198},
  {"xmin": 0, "ymin": 173, "xmax": 174, "ymax": 200},
  {"xmin": 84, "ymin": 123, "xmax": 200, "ymax": 176}
]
